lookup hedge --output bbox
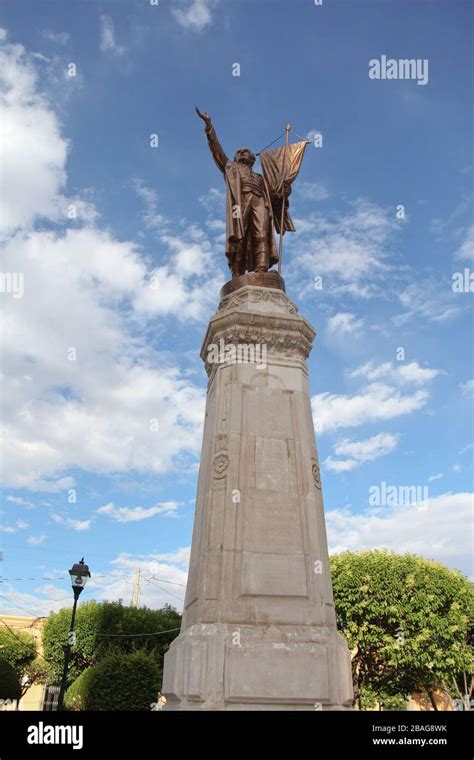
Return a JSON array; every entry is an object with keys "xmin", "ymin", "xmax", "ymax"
[{"xmin": 65, "ymin": 651, "xmax": 161, "ymax": 711}]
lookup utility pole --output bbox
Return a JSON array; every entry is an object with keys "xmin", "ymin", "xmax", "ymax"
[{"xmin": 131, "ymin": 568, "xmax": 141, "ymax": 608}]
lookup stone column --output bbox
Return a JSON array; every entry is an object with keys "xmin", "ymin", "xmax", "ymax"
[{"xmin": 162, "ymin": 277, "xmax": 353, "ymax": 710}]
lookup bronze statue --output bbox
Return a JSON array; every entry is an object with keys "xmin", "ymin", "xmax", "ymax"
[{"xmin": 196, "ymin": 107, "xmax": 309, "ymax": 278}]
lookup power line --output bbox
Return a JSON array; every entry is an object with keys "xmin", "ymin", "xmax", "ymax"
[
  {"xmin": 0, "ymin": 574, "xmax": 185, "ymax": 585},
  {"xmin": 0, "ymin": 575, "xmax": 125, "ymax": 581},
  {"xmin": 150, "ymin": 576, "xmax": 186, "ymax": 587},
  {"xmin": 0, "ymin": 618, "xmax": 50, "ymax": 665},
  {"xmin": 97, "ymin": 627, "xmax": 181, "ymax": 638},
  {"xmin": 0, "ymin": 594, "xmax": 50, "ymax": 618},
  {"xmin": 0, "ymin": 618, "xmax": 40, "ymax": 644},
  {"xmin": 142, "ymin": 576, "xmax": 184, "ymax": 603}
]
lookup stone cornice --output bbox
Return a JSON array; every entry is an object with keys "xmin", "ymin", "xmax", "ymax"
[
  {"xmin": 200, "ymin": 287, "xmax": 316, "ymax": 378},
  {"xmin": 218, "ymin": 286, "xmax": 299, "ymax": 316}
]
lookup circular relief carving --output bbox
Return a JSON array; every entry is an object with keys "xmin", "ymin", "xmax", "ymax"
[
  {"xmin": 312, "ymin": 460, "xmax": 321, "ymax": 490},
  {"xmin": 213, "ymin": 453, "xmax": 229, "ymax": 477}
]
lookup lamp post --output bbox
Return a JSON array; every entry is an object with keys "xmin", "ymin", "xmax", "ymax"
[{"xmin": 57, "ymin": 558, "xmax": 91, "ymax": 710}]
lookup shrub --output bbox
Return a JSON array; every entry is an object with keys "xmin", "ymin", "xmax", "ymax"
[{"xmin": 64, "ymin": 652, "xmax": 161, "ymax": 711}]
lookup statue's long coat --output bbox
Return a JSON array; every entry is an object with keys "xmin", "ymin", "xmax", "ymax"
[{"xmin": 205, "ymin": 125, "xmax": 293, "ymax": 271}]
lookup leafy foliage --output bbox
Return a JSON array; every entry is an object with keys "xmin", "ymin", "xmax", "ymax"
[
  {"xmin": 42, "ymin": 601, "xmax": 181, "ymax": 688},
  {"xmin": 0, "ymin": 658, "xmax": 21, "ymax": 700},
  {"xmin": 0, "ymin": 627, "xmax": 36, "ymax": 673},
  {"xmin": 360, "ymin": 686, "xmax": 408, "ymax": 711},
  {"xmin": 21, "ymin": 656, "xmax": 51, "ymax": 697},
  {"xmin": 64, "ymin": 652, "xmax": 161, "ymax": 711},
  {"xmin": 0, "ymin": 626, "xmax": 48, "ymax": 696},
  {"xmin": 330, "ymin": 550, "xmax": 473, "ymax": 709}
]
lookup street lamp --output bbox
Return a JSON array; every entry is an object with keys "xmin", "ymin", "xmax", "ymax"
[{"xmin": 57, "ymin": 558, "xmax": 91, "ymax": 710}]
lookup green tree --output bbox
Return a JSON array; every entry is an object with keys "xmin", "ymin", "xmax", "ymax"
[
  {"xmin": 20, "ymin": 656, "xmax": 51, "ymax": 698},
  {"xmin": 0, "ymin": 658, "xmax": 21, "ymax": 701},
  {"xmin": 360, "ymin": 686, "xmax": 408, "ymax": 711},
  {"xmin": 64, "ymin": 652, "xmax": 161, "ymax": 711},
  {"xmin": 330, "ymin": 550, "xmax": 473, "ymax": 710},
  {"xmin": 0, "ymin": 626, "xmax": 36, "ymax": 673},
  {"xmin": 42, "ymin": 601, "xmax": 181, "ymax": 689},
  {"xmin": 0, "ymin": 626, "xmax": 48, "ymax": 697}
]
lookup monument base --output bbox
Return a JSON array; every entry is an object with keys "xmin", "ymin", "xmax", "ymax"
[
  {"xmin": 162, "ymin": 284, "xmax": 354, "ymax": 711},
  {"xmin": 163, "ymin": 623, "xmax": 353, "ymax": 711}
]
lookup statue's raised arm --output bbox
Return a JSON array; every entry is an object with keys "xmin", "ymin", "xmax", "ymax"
[{"xmin": 195, "ymin": 106, "xmax": 229, "ymax": 174}]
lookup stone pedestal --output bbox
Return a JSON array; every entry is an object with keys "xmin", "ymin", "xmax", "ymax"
[{"xmin": 162, "ymin": 278, "xmax": 353, "ymax": 710}]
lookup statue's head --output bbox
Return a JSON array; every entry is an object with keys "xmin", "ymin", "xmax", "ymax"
[{"xmin": 234, "ymin": 147, "xmax": 256, "ymax": 167}]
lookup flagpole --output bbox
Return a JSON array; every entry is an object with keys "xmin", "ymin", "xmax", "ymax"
[{"xmin": 278, "ymin": 122, "xmax": 291, "ymax": 276}]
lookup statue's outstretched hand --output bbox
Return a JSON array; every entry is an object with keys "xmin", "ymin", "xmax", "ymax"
[{"xmin": 195, "ymin": 106, "xmax": 212, "ymax": 128}]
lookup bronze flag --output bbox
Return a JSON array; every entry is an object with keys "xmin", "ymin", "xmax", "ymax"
[{"xmin": 260, "ymin": 140, "xmax": 309, "ymax": 235}]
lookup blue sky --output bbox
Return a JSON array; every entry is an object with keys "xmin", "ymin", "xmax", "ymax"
[{"xmin": 0, "ymin": 0, "xmax": 472, "ymax": 617}]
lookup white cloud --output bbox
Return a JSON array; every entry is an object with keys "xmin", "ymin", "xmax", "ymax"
[
  {"xmin": 0, "ymin": 40, "xmax": 221, "ymax": 491},
  {"xmin": 99, "ymin": 15, "xmax": 125, "ymax": 55},
  {"xmin": 327, "ymin": 312, "xmax": 363, "ymax": 337},
  {"xmin": 314, "ymin": 360, "xmax": 442, "ymax": 433},
  {"xmin": 0, "ymin": 28, "xmax": 7, "ymax": 41},
  {"xmin": 324, "ymin": 432, "xmax": 399, "ymax": 472},
  {"xmin": 0, "ymin": 586, "xmax": 71, "ymax": 616},
  {"xmin": 313, "ymin": 383, "xmax": 428, "ymax": 434},
  {"xmin": 349, "ymin": 360, "xmax": 444, "ymax": 386},
  {"xmin": 97, "ymin": 501, "xmax": 180, "ymax": 523},
  {"xmin": 428, "ymin": 473, "xmax": 444, "ymax": 482},
  {"xmin": 0, "ymin": 518, "xmax": 29, "ymax": 533},
  {"xmin": 42, "ymin": 31, "xmax": 70, "ymax": 46},
  {"xmin": 295, "ymin": 199, "xmax": 396, "ymax": 298},
  {"xmin": 398, "ymin": 362, "xmax": 444, "ymax": 385},
  {"xmin": 27, "ymin": 534, "xmax": 47, "ymax": 545},
  {"xmin": 172, "ymin": 0, "xmax": 217, "ymax": 32},
  {"xmin": 133, "ymin": 179, "xmax": 167, "ymax": 230},
  {"xmin": 133, "ymin": 235, "xmax": 224, "ymax": 320},
  {"xmin": 199, "ymin": 186, "xmax": 225, "ymax": 213},
  {"xmin": 149, "ymin": 547, "xmax": 190, "ymax": 565},
  {"xmin": 105, "ymin": 551, "xmax": 190, "ymax": 609},
  {"xmin": 6, "ymin": 495, "xmax": 34, "ymax": 507},
  {"xmin": 51, "ymin": 513, "xmax": 91, "ymax": 531},
  {"xmin": 296, "ymin": 181, "xmax": 329, "ymax": 202},
  {"xmin": 35, "ymin": 583, "xmax": 71, "ymax": 601},
  {"xmin": 327, "ymin": 491, "xmax": 474, "ymax": 577},
  {"xmin": 0, "ymin": 41, "xmax": 68, "ymax": 236},
  {"xmin": 460, "ymin": 379, "xmax": 474, "ymax": 398},
  {"xmin": 0, "ymin": 240, "xmax": 208, "ymax": 486},
  {"xmin": 455, "ymin": 224, "xmax": 474, "ymax": 262},
  {"xmin": 0, "ymin": 39, "xmax": 94, "ymax": 238},
  {"xmin": 394, "ymin": 279, "xmax": 463, "ymax": 325}
]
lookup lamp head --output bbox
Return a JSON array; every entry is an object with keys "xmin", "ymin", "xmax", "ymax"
[{"xmin": 69, "ymin": 558, "xmax": 91, "ymax": 593}]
